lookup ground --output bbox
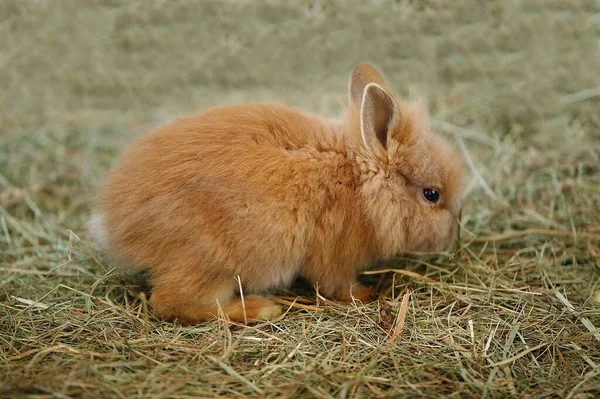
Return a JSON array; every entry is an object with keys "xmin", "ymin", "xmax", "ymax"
[{"xmin": 1, "ymin": 1, "xmax": 600, "ymax": 398}]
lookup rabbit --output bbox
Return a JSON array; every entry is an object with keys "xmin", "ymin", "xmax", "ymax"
[{"xmin": 88, "ymin": 63, "xmax": 464, "ymax": 325}]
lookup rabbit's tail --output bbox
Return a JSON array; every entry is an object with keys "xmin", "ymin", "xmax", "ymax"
[{"xmin": 87, "ymin": 213, "xmax": 110, "ymax": 250}]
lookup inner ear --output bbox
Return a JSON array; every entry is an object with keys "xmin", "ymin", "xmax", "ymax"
[{"xmin": 361, "ymin": 83, "xmax": 397, "ymax": 151}]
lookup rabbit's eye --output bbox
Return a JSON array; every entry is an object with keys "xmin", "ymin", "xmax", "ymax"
[{"xmin": 423, "ymin": 188, "xmax": 440, "ymax": 203}]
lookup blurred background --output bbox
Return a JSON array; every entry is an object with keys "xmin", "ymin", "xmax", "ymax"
[{"xmin": 3, "ymin": 0, "xmax": 599, "ymax": 233}]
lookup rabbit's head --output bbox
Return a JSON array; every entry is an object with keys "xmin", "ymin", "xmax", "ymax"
[{"xmin": 346, "ymin": 64, "xmax": 465, "ymax": 257}]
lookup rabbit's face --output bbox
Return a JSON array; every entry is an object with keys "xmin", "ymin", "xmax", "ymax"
[
  {"xmin": 359, "ymin": 124, "xmax": 464, "ymax": 258},
  {"xmin": 360, "ymin": 123, "xmax": 464, "ymax": 257}
]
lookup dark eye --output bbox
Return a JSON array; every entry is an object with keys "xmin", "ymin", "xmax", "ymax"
[{"xmin": 423, "ymin": 188, "xmax": 440, "ymax": 203}]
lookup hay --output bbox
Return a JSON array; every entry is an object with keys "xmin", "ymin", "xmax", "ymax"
[{"xmin": 2, "ymin": 0, "xmax": 599, "ymax": 397}]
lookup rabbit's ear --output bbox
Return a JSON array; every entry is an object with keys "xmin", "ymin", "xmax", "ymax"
[
  {"xmin": 360, "ymin": 83, "xmax": 397, "ymax": 155},
  {"xmin": 349, "ymin": 63, "xmax": 388, "ymax": 108}
]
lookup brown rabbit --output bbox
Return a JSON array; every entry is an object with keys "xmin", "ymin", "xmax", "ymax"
[{"xmin": 88, "ymin": 63, "xmax": 464, "ymax": 324}]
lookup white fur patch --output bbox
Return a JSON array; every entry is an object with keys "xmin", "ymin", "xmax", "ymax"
[{"xmin": 87, "ymin": 213, "xmax": 109, "ymax": 250}]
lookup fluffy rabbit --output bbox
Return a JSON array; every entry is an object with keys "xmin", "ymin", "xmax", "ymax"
[{"xmin": 89, "ymin": 63, "xmax": 464, "ymax": 324}]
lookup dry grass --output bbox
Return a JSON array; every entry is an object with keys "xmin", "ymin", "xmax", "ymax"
[{"xmin": 2, "ymin": 0, "xmax": 600, "ymax": 397}]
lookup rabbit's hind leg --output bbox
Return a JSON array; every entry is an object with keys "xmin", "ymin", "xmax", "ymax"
[
  {"xmin": 220, "ymin": 295, "xmax": 282, "ymax": 322},
  {"xmin": 149, "ymin": 273, "xmax": 281, "ymax": 325}
]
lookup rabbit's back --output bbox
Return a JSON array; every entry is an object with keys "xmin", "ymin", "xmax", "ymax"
[{"xmin": 96, "ymin": 103, "xmax": 356, "ymax": 291}]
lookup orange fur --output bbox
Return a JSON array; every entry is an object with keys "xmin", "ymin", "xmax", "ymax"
[{"xmin": 89, "ymin": 64, "xmax": 465, "ymax": 324}]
